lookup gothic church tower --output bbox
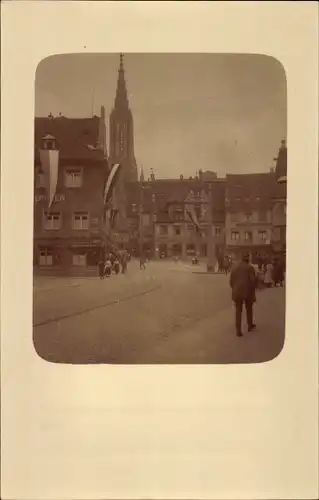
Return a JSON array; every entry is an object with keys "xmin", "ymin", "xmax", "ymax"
[
  {"xmin": 108, "ymin": 54, "xmax": 138, "ymax": 241},
  {"xmin": 109, "ymin": 54, "xmax": 138, "ymax": 182}
]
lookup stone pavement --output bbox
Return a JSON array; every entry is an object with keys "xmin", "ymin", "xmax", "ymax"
[
  {"xmin": 33, "ymin": 260, "xmax": 160, "ymax": 327},
  {"xmin": 137, "ymin": 286, "xmax": 286, "ymax": 364},
  {"xmin": 33, "ymin": 261, "xmax": 285, "ymax": 365}
]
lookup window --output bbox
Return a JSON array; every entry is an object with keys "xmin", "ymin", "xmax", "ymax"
[
  {"xmin": 39, "ymin": 248, "xmax": 53, "ymax": 266},
  {"xmin": 174, "ymin": 226, "xmax": 181, "ymax": 235},
  {"xmin": 258, "ymin": 211, "xmax": 267, "ymax": 222},
  {"xmin": 132, "ymin": 204, "xmax": 137, "ymax": 213},
  {"xmin": 245, "ymin": 213, "xmax": 252, "ymax": 222},
  {"xmin": 201, "ymin": 243, "xmax": 207, "ymax": 257},
  {"xmin": 258, "ymin": 230, "xmax": 267, "ymax": 241},
  {"xmin": 187, "ymin": 224, "xmax": 193, "ymax": 231},
  {"xmin": 44, "ymin": 212, "xmax": 61, "ymax": 230},
  {"xmin": 120, "ymin": 131, "xmax": 124, "ymax": 152},
  {"xmin": 159, "ymin": 225, "xmax": 168, "ymax": 235},
  {"xmin": 72, "ymin": 252, "xmax": 86, "ymax": 266},
  {"xmin": 215, "ymin": 226, "xmax": 221, "ymax": 236},
  {"xmin": 186, "ymin": 244, "xmax": 196, "ymax": 255},
  {"xmin": 172, "ymin": 243, "xmax": 182, "ymax": 256},
  {"xmin": 73, "ymin": 212, "xmax": 89, "ymax": 230},
  {"xmin": 244, "ymin": 231, "xmax": 253, "ymax": 242},
  {"xmin": 65, "ymin": 169, "xmax": 82, "ymax": 188},
  {"xmin": 174, "ymin": 207, "xmax": 184, "ymax": 221},
  {"xmin": 231, "ymin": 231, "xmax": 240, "ymax": 241}
]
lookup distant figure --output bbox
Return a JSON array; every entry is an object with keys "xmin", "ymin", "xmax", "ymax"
[
  {"xmin": 217, "ymin": 257, "xmax": 223, "ymax": 273},
  {"xmin": 273, "ymin": 258, "xmax": 284, "ymax": 287},
  {"xmin": 113, "ymin": 258, "xmax": 120, "ymax": 274},
  {"xmin": 121, "ymin": 250, "xmax": 128, "ymax": 274},
  {"xmin": 109, "ymin": 253, "xmax": 115, "ymax": 266},
  {"xmin": 264, "ymin": 262, "xmax": 274, "ymax": 288},
  {"xmin": 223, "ymin": 255, "xmax": 231, "ymax": 275},
  {"xmin": 140, "ymin": 254, "xmax": 146, "ymax": 270},
  {"xmin": 104, "ymin": 258, "xmax": 112, "ymax": 277},
  {"xmin": 98, "ymin": 259, "xmax": 105, "ymax": 279},
  {"xmin": 230, "ymin": 252, "xmax": 257, "ymax": 337}
]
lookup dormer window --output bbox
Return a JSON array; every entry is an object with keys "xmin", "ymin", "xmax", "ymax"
[{"xmin": 42, "ymin": 134, "xmax": 57, "ymax": 150}]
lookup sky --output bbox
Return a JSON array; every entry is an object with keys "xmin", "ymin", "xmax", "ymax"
[{"xmin": 35, "ymin": 53, "xmax": 287, "ymax": 179}]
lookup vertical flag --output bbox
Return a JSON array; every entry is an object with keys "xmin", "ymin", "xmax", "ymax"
[
  {"xmin": 103, "ymin": 163, "xmax": 122, "ymax": 205},
  {"xmin": 39, "ymin": 148, "xmax": 59, "ymax": 208},
  {"xmin": 185, "ymin": 204, "xmax": 202, "ymax": 234}
]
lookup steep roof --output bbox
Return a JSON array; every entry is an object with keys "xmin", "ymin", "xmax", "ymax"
[
  {"xmin": 34, "ymin": 116, "xmax": 105, "ymax": 162},
  {"xmin": 125, "ymin": 178, "xmax": 226, "ymax": 220},
  {"xmin": 225, "ymin": 172, "xmax": 278, "ymax": 213}
]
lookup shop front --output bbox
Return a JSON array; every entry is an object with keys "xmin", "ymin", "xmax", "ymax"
[{"xmin": 34, "ymin": 238, "xmax": 106, "ymax": 276}]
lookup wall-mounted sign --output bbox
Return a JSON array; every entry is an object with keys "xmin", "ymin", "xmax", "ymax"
[{"xmin": 35, "ymin": 194, "xmax": 65, "ymax": 203}]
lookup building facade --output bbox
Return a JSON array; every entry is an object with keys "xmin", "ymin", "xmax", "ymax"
[
  {"xmin": 33, "ymin": 110, "xmax": 110, "ymax": 276},
  {"xmin": 125, "ymin": 178, "xmax": 226, "ymax": 260},
  {"xmin": 224, "ymin": 137, "xmax": 287, "ymax": 263},
  {"xmin": 272, "ymin": 139, "xmax": 287, "ymax": 255},
  {"xmin": 225, "ymin": 172, "xmax": 278, "ymax": 261}
]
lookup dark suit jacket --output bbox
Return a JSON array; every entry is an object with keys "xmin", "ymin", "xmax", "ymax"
[{"xmin": 230, "ymin": 262, "xmax": 257, "ymax": 302}]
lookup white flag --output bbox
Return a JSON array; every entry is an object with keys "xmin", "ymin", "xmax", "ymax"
[
  {"xmin": 104, "ymin": 163, "xmax": 122, "ymax": 205},
  {"xmin": 39, "ymin": 149, "xmax": 59, "ymax": 208}
]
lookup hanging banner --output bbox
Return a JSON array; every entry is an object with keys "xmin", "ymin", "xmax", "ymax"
[
  {"xmin": 39, "ymin": 149, "xmax": 60, "ymax": 209},
  {"xmin": 103, "ymin": 163, "xmax": 122, "ymax": 205},
  {"xmin": 185, "ymin": 204, "xmax": 201, "ymax": 233}
]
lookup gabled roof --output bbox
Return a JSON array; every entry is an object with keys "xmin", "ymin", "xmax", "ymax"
[
  {"xmin": 225, "ymin": 172, "xmax": 279, "ymax": 213},
  {"xmin": 125, "ymin": 178, "xmax": 226, "ymax": 218},
  {"xmin": 34, "ymin": 116, "xmax": 105, "ymax": 162}
]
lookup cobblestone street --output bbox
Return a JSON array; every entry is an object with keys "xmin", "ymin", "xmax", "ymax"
[{"xmin": 33, "ymin": 260, "xmax": 285, "ymax": 364}]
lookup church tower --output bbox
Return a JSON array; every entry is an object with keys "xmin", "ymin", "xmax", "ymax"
[{"xmin": 109, "ymin": 54, "xmax": 138, "ymax": 182}]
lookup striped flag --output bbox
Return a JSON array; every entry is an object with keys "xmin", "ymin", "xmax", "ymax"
[
  {"xmin": 186, "ymin": 204, "xmax": 201, "ymax": 233},
  {"xmin": 39, "ymin": 148, "xmax": 59, "ymax": 208},
  {"xmin": 104, "ymin": 163, "xmax": 122, "ymax": 205}
]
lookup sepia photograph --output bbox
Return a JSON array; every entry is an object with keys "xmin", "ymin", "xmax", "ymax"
[{"xmin": 33, "ymin": 53, "xmax": 287, "ymax": 364}]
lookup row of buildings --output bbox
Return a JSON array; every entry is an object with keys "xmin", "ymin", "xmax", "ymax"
[{"xmin": 33, "ymin": 54, "xmax": 287, "ymax": 275}]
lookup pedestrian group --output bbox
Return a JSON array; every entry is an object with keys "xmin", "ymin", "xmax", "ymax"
[{"xmin": 98, "ymin": 250, "xmax": 130, "ymax": 279}]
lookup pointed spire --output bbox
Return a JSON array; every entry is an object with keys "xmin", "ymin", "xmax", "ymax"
[
  {"xmin": 140, "ymin": 165, "xmax": 145, "ymax": 183},
  {"xmin": 114, "ymin": 53, "xmax": 129, "ymax": 109}
]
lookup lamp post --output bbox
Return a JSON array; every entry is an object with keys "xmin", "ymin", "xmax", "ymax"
[
  {"xmin": 139, "ymin": 184, "xmax": 144, "ymax": 258},
  {"xmin": 206, "ymin": 183, "xmax": 216, "ymax": 272},
  {"xmin": 139, "ymin": 183, "xmax": 151, "ymax": 258}
]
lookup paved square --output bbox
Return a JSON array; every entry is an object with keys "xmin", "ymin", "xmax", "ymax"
[{"xmin": 33, "ymin": 260, "xmax": 285, "ymax": 364}]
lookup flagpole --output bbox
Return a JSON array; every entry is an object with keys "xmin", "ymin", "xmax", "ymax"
[
  {"xmin": 91, "ymin": 86, "xmax": 96, "ymax": 117},
  {"xmin": 139, "ymin": 184, "xmax": 143, "ymax": 257},
  {"xmin": 206, "ymin": 183, "xmax": 216, "ymax": 272}
]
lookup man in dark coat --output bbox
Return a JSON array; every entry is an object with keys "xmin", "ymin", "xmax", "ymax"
[{"xmin": 230, "ymin": 252, "xmax": 257, "ymax": 337}]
